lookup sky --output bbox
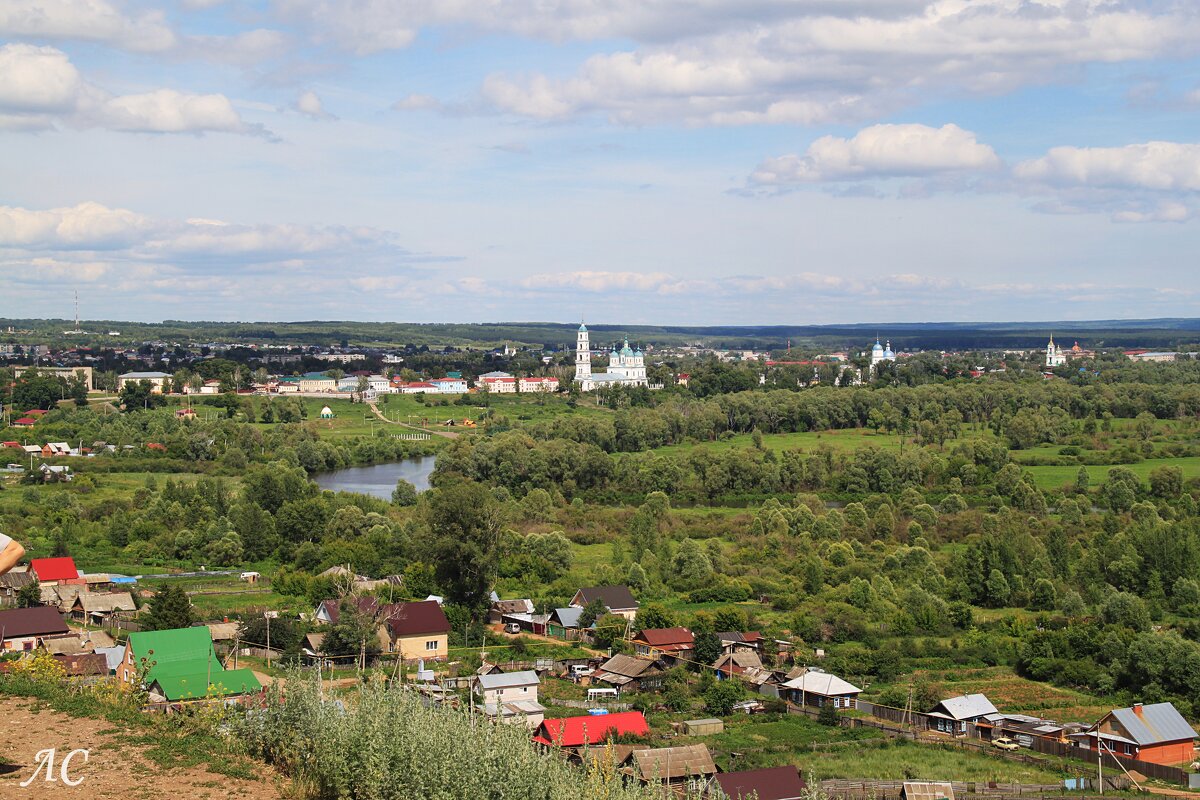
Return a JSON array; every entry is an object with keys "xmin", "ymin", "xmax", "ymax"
[{"xmin": 3, "ymin": 1, "xmax": 1200, "ymax": 326}]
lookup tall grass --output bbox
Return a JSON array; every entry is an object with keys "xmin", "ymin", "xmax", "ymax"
[{"xmin": 235, "ymin": 672, "xmax": 700, "ymax": 800}]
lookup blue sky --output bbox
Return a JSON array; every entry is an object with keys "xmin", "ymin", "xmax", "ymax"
[{"xmin": 3, "ymin": 1, "xmax": 1200, "ymax": 325}]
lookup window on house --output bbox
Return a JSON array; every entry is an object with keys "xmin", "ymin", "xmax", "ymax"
[{"xmin": 425, "ymin": 640, "xmax": 437, "ymax": 650}]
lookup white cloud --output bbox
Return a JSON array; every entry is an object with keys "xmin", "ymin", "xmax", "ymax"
[
  {"xmin": 0, "ymin": 0, "xmax": 177, "ymax": 53},
  {"xmin": 388, "ymin": 2, "xmax": 1200, "ymax": 126},
  {"xmin": 0, "ymin": 200, "xmax": 435, "ymax": 277},
  {"xmin": 0, "ymin": 44, "xmax": 268, "ymax": 136},
  {"xmin": 751, "ymin": 123, "xmax": 999, "ymax": 185},
  {"xmin": 521, "ymin": 270, "xmax": 683, "ymax": 293},
  {"xmin": 1014, "ymin": 142, "xmax": 1200, "ymax": 192},
  {"xmin": 292, "ymin": 89, "xmax": 335, "ymax": 119}
]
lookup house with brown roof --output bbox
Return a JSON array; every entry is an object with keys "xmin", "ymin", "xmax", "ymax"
[
  {"xmin": 595, "ymin": 653, "xmax": 667, "ymax": 694},
  {"xmin": 632, "ymin": 627, "xmax": 693, "ymax": 662},
  {"xmin": 708, "ymin": 766, "xmax": 807, "ymax": 800},
  {"xmin": 0, "ymin": 606, "xmax": 71, "ymax": 652},
  {"xmin": 69, "ymin": 591, "xmax": 136, "ymax": 625},
  {"xmin": 383, "ymin": 600, "xmax": 449, "ymax": 662},
  {"xmin": 570, "ymin": 585, "xmax": 639, "ymax": 621},
  {"xmin": 622, "ymin": 744, "xmax": 717, "ymax": 789}
]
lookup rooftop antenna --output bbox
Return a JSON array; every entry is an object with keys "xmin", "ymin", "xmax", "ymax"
[{"xmin": 73, "ymin": 290, "xmax": 80, "ymax": 333}]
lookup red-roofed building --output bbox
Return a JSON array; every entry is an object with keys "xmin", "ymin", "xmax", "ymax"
[
  {"xmin": 13, "ymin": 417, "xmax": 36, "ymax": 427},
  {"xmin": 146, "ymin": 442, "xmax": 167, "ymax": 451},
  {"xmin": 30, "ymin": 557, "xmax": 82, "ymax": 584},
  {"xmin": 2, "ymin": 441, "xmax": 20, "ymax": 449},
  {"xmin": 24, "ymin": 410, "xmax": 49, "ymax": 417},
  {"xmin": 532, "ymin": 711, "xmax": 649, "ymax": 748}
]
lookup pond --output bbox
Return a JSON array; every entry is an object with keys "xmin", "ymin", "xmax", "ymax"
[{"xmin": 312, "ymin": 456, "xmax": 438, "ymax": 500}]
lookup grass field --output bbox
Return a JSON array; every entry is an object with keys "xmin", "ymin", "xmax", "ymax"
[
  {"xmin": 675, "ymin": 715, "xmax": 1076, "ymax": 781},
  {"xmin": 904, "ymin": 667, "xmax": 1114, "ymax": 724},
  {"xmin": 1022, "ymin": 456, "xmax": 1200, "ymax": 491}
]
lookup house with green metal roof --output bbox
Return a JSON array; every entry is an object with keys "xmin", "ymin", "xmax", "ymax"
[{"xmin": 117, "ymin": 626, "xmax": 261, "ymax": 702}]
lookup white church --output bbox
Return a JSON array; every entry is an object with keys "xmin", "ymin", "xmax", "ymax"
[
  {"xmin": 575, "ymin": 323, "xmax": 653, "ymax": 391},
  {"xmin": 870, "ymin": 338, "xmax": 896, "ymax": 374},
  {"xmin": 1045, "ymin": 335, "xmax": 1066, "ymax": 368}
]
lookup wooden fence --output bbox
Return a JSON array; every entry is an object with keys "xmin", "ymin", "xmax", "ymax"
[{"xmin": 794, "ymin": 699, "xmax": 1195, "ymax": 787}]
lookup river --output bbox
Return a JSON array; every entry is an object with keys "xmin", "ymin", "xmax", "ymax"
[{"xmin": 312, "ymin": 456, "xmax": 437, "ymax": 499}]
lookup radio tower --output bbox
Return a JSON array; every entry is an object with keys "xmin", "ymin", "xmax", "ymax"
[{"xmin": 74, "ymin": 290, "xmax": 80, "ymax": 332}]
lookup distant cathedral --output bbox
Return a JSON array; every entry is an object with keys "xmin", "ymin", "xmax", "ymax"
[
  {"xmin": 575, "ymin": 323, "xmax": 649, "ymax": 391},
  {"xmin": 1045, "ymin": 335, "xmax": 1066, "ymax": 368},
  {"xmin": 870, "ymin": 338, "xmax": 895, "ymax": 373}
]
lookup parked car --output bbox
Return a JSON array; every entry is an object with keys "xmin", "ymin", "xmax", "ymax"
[
  {"xmin": 503, "ymin": 622, "xmax": 521, "ymax": 634},
  {"xmin": 570, "ymin": 664, "xmax": 595, "ymax": 678},
  {"xmin": 992, "ymin": 737, "xmax": 1020, "ymax": 751}
]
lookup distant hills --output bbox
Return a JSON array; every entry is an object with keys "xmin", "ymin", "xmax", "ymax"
[{"xmin": 3, "ymin": 317, "xmax": 1199, "ymax": 350}]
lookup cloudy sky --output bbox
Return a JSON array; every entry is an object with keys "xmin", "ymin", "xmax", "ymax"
[{"xmin": 4, "ymin": 1, "xmax": 1200, "ymax": 325}]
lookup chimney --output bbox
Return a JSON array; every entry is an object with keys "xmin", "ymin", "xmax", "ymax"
[{"xmin": 1132, "ymin": 702, "xmax": 1144, "ymax": 717}]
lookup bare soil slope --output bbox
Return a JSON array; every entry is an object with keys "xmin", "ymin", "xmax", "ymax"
[{"xmin": 0, "ymin": 697, "xmax": 284, "ymax": 800}]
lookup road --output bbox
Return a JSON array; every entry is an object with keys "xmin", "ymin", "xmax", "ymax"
[{"xmin": 365, "ymin": 400, "xmax": 460, "ymax": 439}]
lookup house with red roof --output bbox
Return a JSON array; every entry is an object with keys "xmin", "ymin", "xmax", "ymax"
[
  {"xmin": 532, "ymin": 711, "xmax": 649, "ymax": 748},
  {"xmin": 30, "ymin": 557, "xmax": 83, "ymax": 585},
  {"xmin": 12, "ymin": 417, "xmax": 36, "ymax": 427}
]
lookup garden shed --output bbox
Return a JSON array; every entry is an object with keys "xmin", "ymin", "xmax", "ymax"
[{"xmin": 682, "ymin": 718, "xmax": 724, "ymax": 736}]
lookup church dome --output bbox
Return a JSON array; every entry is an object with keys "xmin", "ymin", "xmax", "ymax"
[
  {"xmin": 883, "ymin": 340, "xmax": 895, "ymax": 359},
  {"xmin": 872, "ymin": 339, "xmax": 884, "ymax": 355},
  {"xmin": 579, "ymin": 323, "xmax": 587, "ymax": 332}
]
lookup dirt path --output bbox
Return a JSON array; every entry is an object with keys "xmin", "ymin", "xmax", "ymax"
[
  {"xmin": 365, "ymin": 401, "xmax": 460, "ymax": 439},
  {"xmin": 0, "ymin": 697, "xmax": 284, "ymax": 800},
  {"xmin": 488, "ymin": 624, "xmax": 605, "ymax": 657}
]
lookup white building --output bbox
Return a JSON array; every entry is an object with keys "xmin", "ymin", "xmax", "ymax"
[
  {"xmin": 575, "ymin": 323, "xmax": 651, "ymax": 391},
  {"xmin": 475, "ymin": 671, "xmax": 545, "ymax": 727},
  {"xmin": 428, "ymin": 378, "xmax": 468, "ymax": 394},
  {"xmin": 869, "ymin": 339, "xmax": 895, "ymax": 374},
  {"xmin": 479, "ymin": 371, "xmax": 517, "ymax": 393},
  {"xmin": 1045, "ymin": 335, "xmax": 1066, "ymax": 368},
  {"xmin": 519, "ymin": 376, "xmax": 559, "ymax": 393},
  {"xmin": 116, "ymin": 371, "xmax": 171, "ymax": 393}
]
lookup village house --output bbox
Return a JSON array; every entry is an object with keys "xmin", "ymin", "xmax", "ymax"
[
  {"xmin": 1079, "ymin": 702, "xmax": 1197, "ymax": 766},
  {"xmin": 118, "ymin": 626, "xmax": 261, "ymax": 702},
  {"xmin": 474, "ymin": 670, "xmax": 546, "ymax": 727},
  {"xmin": 69, "ymin": 591, "xmax": 136, "ymax": 626},
  {"xmin": 533, "ymin": 710, "xmax": 649, "ymax": 750},
  {"xmin": 708, "ymin": 766, "xmax": 807, "ymax": 800},
  {"xmin": 383, "ymin": 600, "xmax": 450, "ymax": 662},
  {"xmin": 927, "ymin": 694, "xmax": 999, "ymax": 735},
  {"xmin": 39, "ymin": 583, "xmax": 84, "ymax": 611},
  {"xmin": 30, "ymin": 556, "xmax": 83, "ymax": 585},
  {"xmin": 712, "ymin": 650, "xmax": 764, "ymax": 680},
  {"xmin": 547, "ymin": 607, "xmax": 587, "ymax": 639},
  {"xmin": 0, "ymin": 570, "xmax": 36, "ymax": 608},
  {"xmin": 715, "ymin": 631, "xmax": 765, "ymax": 656},
  {"xmin": 0, "ymin": 606, "xmax": 70, "ymax": 652},
  {"xmin": 631, "ymin": 627, "xmax": 694, "ymax": 663},
  {"xmin": 594, "ymin": 654, "xmax": 667, "ymax": 694},
  {"xmin": 781, "ymin": 669, "xmax": 862, "ymax": 709},
  {"xmin": 488, "ymin": 597, "xmax": 535, "ymax": 624},
  {"xmin": 622, "ymin": 744, "xmax": 717, "ymax": 790},
  {"xmin": 569, "ymin": 585, "xmax": 640, "ymax": 621}
]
